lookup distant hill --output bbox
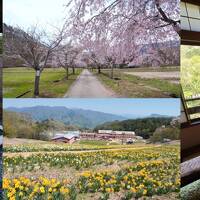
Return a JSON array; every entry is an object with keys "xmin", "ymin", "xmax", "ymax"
[
  {"xmin": 122, "ymin": 113, "xmax": 172, "ymax": 119},
  {"xmin": 148, "ymin": 114, "xmax": 172, "ymax": 118},
  {"xmin": 94, "ymin": 117, "xmax": 173, "ymax": 139},
  {"xmin": 5, "ymin": 106, "xmax": 126, "ymax": 128}
]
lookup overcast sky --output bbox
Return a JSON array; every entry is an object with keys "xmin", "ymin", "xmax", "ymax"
[
  {"xmin": 3, "ymin": 98, "xmax": 180, "ymax": 117},
  {"xmin": 4, "ymin": 0, "xmax": 67, "ymax": 31}
]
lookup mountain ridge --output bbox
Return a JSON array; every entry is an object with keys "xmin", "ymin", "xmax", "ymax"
[{"xmin": 5, "ymin": 106, "xmax": 126, "ymax": 129}]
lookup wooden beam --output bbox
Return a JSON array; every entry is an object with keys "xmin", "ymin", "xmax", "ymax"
[
  {"xmin": 191, "ymin": 118, "xmax": 200, "ymax": 124},
  {"xmin": 182, "ymin": 40, "xmax": 200, "ymax": 46},
  {"xmin": 182, "ymin": 0, "xmax": 200, "ymax": 6},
  {"xmin": 181, "ymin": 30, "xmax": 200, "ymax": 46},
  {"xmin": 181, "ymin": 90, "xmax": 191, "ymax": 123},
  {"xmin": 185, "ymin": 97, "xmax": 200, "ymax": 102},
  {"xmin": 188, "ymin": 106, "xmax": 200, "ymax": 114}
]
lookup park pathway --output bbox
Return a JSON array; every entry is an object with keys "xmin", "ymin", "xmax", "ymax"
[{"xmin": 64, "ymin": 69, "xmax": 116, "ymax": 97}]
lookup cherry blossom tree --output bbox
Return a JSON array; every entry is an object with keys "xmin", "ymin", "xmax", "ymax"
[
  {"xmin": 57, "ymin": 45, "xmax": 71, "ymax": 79},
  {"xmin": 4, "ymin": 0, "xmax": 180, "ymax": 95},
  {"xmin": 70, "ymin": 48, "xmax": 80, "ymax": 74},
  {"xmin": 57, "ymin": 44, "xmax": 81, "ymax": 78},
  {"xmin": 4, "ymin": 24, "xmax": 66, "ymax": 97},
  {"xmin": 80, "ymin": 30, "xmax": 109, "ymax": 73},
  {"xmin": 65, "ymin": 0, "xmax": 180, "ymax": 71}
]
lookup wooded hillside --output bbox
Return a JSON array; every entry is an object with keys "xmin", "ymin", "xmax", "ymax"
[{"xmin": 94, "ymin": 117, "xmax": 175, "ymax": 139}]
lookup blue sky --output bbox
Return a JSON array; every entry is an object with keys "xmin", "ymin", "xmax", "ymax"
[
  {"xmin": 4, "ymin": 0, "xmax": 67, "ymax": 31},
  {"xmin": 3, "ymin": 98, "xmax": 180, "ymax": 117}
]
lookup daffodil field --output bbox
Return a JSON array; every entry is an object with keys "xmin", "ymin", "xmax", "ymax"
[
  {"xmin": 3, "ymin": 177, "xmax": 73, "ymax": 200},
  {"xmin": 78, "ymin": 159, "xmax": 179, "ymax": 196},
  {"xmin": 3, "ymin": 144, "xmax": 180, "ymax": 200},
  {"xmin": 4, "ymin": 143, "xmax": 146, "ymax": 153}
]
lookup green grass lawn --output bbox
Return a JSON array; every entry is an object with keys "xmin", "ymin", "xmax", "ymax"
[
  {"xmin": 91, "ymin": 67, "xmax": 180, "ymax": 98},
  {"xmin": 78, "ymin": 140, "xmax": 109, "ymax": 146},
  {"xmin": 3, "ymin": 67, "xmax": 82, "ymax": 98}
]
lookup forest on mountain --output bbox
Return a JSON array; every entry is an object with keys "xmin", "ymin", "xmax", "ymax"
[
  {"xmin": 4, "ymin": 111, "xmax": 79, "ymax": 140},
  {"xmin": 4, "ymin": 109, "xmax": 179, "ymax": 141},
  {"xmin": 94, "ymin": 117, "xmax": 178, "ymax": 139},
  {"xmin": 150, "ymin": 125, "xmax": 179, "ymax": 142}
]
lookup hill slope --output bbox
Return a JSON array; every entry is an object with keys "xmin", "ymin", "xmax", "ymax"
[{"xmin": 5, "ymin": 106, "xmax": 126, "ymax": 128}]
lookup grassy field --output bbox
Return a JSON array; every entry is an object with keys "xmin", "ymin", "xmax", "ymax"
[
  {"xmin": 3, "ymin": 67, "xmax": 180, "ymax": 98},
  {"xmin": 3, "ymin": 67, "xmax": 82, "ymax": 98},
  {"xmin": 3, "ymin": 139, "xmax": 180, "ymax": 200},
  {"xmin": 91, "ymin": 67, "xmax": 180, "ymax": 98}
]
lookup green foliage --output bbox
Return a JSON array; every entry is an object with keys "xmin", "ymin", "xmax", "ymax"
[
  {"xmin": 181, "ymin": 45, "xmax": 200, "ymax": 98},
  {"xmin": 69, "ymin": 185, "xmax": 77, "ymax": 200},
  {"xmin": 94, "ymin": 118, "xmax": 172, "ymax": 139},
  {"xmin": 36, "ymin": 119, "xmax": 70, "ymax": 133},
  {"xmin": 122, "ymin": 191, "xmax": 134, "ymax": 200},
  {"xmin": 182, "ymin": 45, "xmax": 200, "ymax": 59},
  {"xmin": 99, "ymin": 193, "xmax": 109, "ymax": 200},
  {"xmin": 150, "ymin": 126, "xmax": 180, "ymax": 143},
  {"xmin": 3, "ymin": 110, "xmax": 78, "ymax": 140},
  {"xmin": 4, "ymin": 111, "xmax": 36, "ymax": 139}
]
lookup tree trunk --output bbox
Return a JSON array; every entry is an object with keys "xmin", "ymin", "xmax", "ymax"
[
  {"xmin": 110, "ymin": 64, "xmax": 113, "ymax": 79},
  {"xmin": 65, "ymin": 67, "xmax": 69, "ymax": 79},
  {"xmin": 34, "ymin": 70, "xmax": 41, "ymax": 97},
  {"xmin": 98, "ymin": 65, "xmax": 101, "ymax": 74},
  {"xmin": 72, "ymin": 67, "xmax": 75, "ymax": 74}
]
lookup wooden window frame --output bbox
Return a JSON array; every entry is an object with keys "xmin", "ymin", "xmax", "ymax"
[{"xmin": 181, "ymin": 0, "xmax": 200, "ymax": 45}]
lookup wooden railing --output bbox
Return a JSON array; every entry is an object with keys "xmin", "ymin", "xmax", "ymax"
[{"xmin": 183, "ymin": 95, "xmax": 200, "ymax": 124}]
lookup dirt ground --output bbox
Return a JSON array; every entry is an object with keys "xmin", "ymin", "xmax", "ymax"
[
  {"xmin": 3, "ymin": 137, "xmax": 47, "ymax": 145},
  {"xmin": 76, "ymin": 192, "xmax": 179, "ymax": 200},
  {"xmin": 4, "ymin": 160, "xmax": 130, "ymax": 181},
  {"xmin": 124, "ymin": 71, "xmax": 180, "ymax": 84}
]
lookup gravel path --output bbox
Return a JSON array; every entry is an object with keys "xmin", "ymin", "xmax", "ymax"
[{"xmin": 64, "ymin": 69, "xmax": 116, "ymax": 97}]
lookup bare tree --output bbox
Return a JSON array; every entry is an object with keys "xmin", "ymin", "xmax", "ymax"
[{"xmin": 4, "ymin": 24, "xmax": 66, "ymax": 97}]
